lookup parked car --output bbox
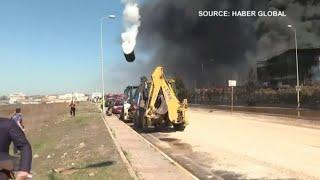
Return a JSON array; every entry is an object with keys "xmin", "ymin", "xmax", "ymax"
[{"xmin": 112, "ymin": 100, "xmax": 124, "ymax": 114}]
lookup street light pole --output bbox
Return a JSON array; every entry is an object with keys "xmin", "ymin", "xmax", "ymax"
[
  {"xmin": 201, "ymin": 63, "xmax": 204, "ymax": 73},
  {"xmin": 200, "ymin": 59, "xmax": 214, "ymax": 87},
  {"xmin": 288, "ymin": 25, "xmax": 300, "ymax": 109},
  {"xmin": 294, "ymin": 28, "xmax": 300, "ymax": 109},
  {"xmin": 100, "ymin": 15, "xmax": 116, "ymax": 114}
]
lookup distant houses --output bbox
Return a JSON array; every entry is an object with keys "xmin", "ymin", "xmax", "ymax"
[
  {"xmin": 58, "ymin": 93, "xmax": 88, "ymax": 102},
  {"xmin": 9, "ymin": 93, "xmax": 28, "ymax": 104},
  {"xmin": 44, "ymin": 93, "xmax": 89, "ymax": 104},
  {"xmin": 0, "ymin": 92, "xmax": 89, "ymax": 105}
]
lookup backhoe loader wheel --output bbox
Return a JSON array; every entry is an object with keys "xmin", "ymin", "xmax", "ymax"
[
  {"xmin": 141, "ymin": 117, "xmax": 149, "ymax": 132},
  {"xmin": 119, "ymin": 107, "xmax": 124, "ymax": 121},
  {"xmin": 134, "ymin": 108, "xmax": 146, "ymax": 129},
  {"xmin": 133, "ymin": 111, "xmax": 141, "ymax": 128},
  {"xmin": 173, "ymin": 123, "xmax": 185, "ymax": 131}
]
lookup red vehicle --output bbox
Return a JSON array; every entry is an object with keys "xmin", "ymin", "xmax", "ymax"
[{"xmin": 112, "ymin": 100, "xmax": 124, "ymax": 114}]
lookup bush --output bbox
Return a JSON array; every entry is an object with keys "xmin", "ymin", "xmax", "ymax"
[
  {"xmin": 174, "ymin": 77, "xmax": 189, "ymax": 101},
  {"xmin": 190, "ymin": 85, "xmax": 320, "ymax": 108},
  {"xmin": 0, "ymin": 96, "xmax": 8, "ymax": 101},
  {"xmin": 301, "ymin": 86, "xmax": 320, "ymax": 108}
]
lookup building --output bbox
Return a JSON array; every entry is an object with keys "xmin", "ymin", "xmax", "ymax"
[
  {"xmin": 73, "ymin": 93, "xmax": 88, "ymax": 102},
  {"xmin": 91, "ymin": 92, "xmax": 102, "ymax": 99},
  {"xmin": 18, "ymin": 99, "xmax": 41, "ymax": 105},
  {"xmin": 58, "ymin": 93, "xmax": 88, "ymax": 102},
  {"xmin": 9, "ymin": 93, "xmax": 27, "ymax": 104},
  {"xmin": 257, "ymin": 48, "xmax": 320, "ymax": 87},
  {"xmin": 42, "ymin": 95, "xmax": 60, "ymax": 104}
]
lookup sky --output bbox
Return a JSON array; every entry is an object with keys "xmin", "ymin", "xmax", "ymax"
[{"xmin": 0, "ymin": 0, "xmax": 146, "ymax": 95}]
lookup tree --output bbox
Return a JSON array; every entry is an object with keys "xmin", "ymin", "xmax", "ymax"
[
  {"xmin": 0, "ymin": 96, "xmax": 8, "ymax": 101},
  {"xmin": 245, "ymin": 67, "xmax": 258, "ymax": 106},
  {"xmin": 140, "ymin": 76, "xmax": 148, "ymax": 83},
  {"xmin": 174, "ymin": 77, "xmax": 189, "ymax": 101}
]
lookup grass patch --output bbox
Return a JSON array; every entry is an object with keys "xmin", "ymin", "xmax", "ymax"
[
  {"xmin": 123, "ymin": 150, "xmax": 128, "ymax": 157},
  {"xmin": 122, "ymin": 148, "xmax": 131, "ymax": 163},
  {"xmin": 33, "ymin": 142, "xmax": 45, "ymax": 151},
  {"xmin": 0, "ymin": 102, "xmax": 133, "ymax": 180},
  {"xmin": 47, "ymin": 172, "xmax": 61, "ymax": 180},
  {"xmin": 110, "ymin": 128, "xmax": 116, "ymax": 138},
  {"xmin": 76, "ymin": 117, "xmax": 88, "ymax": 125}
]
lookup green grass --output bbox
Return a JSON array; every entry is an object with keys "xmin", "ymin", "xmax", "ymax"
[
  {"xmin": 76, "ymin": 116, "xmax": 89, "ymax": 125},
  {"xmin": 0, "ymin": 102, "xmax": 133, "ymax": 180},
  {"xmin": 47, "ymin": 172, "xmax": 61, "ymax": 180},
  {"xmin": 33, "ymin": 142, "xmax": 45, "ymax": 151}
]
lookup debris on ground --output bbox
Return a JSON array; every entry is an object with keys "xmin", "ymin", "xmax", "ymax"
[
  {"xmin": 79, "ymin": 142, "xmax": 86, "ymax": 148},
  {"xmin": 53, "ymin": 167, "xmax": 79, "ymax": 175}
]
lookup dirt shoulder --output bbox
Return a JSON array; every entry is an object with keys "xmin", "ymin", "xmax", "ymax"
[{"xmin": 0, "ymin": 102, "xmax": 133, "ymax": 180}]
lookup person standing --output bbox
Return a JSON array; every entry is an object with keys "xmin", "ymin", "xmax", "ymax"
[
  {"xmin": 69, "ymin": 100, "xmax": 76, "ymax": 117},
  {"xmin": 0, "ymin": 117, "xmax": 32, "ymax": 180},
  {"xmin": 11, "ymin": 108, "xmax": 24, "ymax": 155}
]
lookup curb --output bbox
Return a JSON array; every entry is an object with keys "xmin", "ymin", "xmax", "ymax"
[
  {"xmin": 128, "ymin": 127, "xmax": 200, "ymax": 180},
  {"xmin": 108, "ymin": 116, "xmax": 200, "ymax": 180},
  {"xmin": 98, "ymin": 103, "xmax": 198, "ymax": 180},
  {"xmin": 100, "ymin": 113, "xmax": 139, "ymax": 180}
]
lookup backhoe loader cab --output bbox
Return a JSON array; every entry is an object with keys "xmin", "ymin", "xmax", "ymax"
[
  {"xmin": 134, "ymin": 66, "xmax": 188, "ymax": 131},
  {"xmin": 120, "ymin": 86, "xmax": 139, "ymax": 121}
]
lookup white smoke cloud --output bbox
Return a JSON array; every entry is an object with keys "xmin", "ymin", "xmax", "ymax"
[{"xmin": 121, "ymin": 0, "xmax": 141, "ymax": 54}]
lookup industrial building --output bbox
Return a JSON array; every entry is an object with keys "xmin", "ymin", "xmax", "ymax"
[{"xmin": 257, "ymin": 48, "xmax": 320, "ymax": 87}]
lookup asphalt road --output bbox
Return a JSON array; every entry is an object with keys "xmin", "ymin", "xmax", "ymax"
[
  {"xmin": 192, "ymin": 104, "xmax": 320, "ymax": 121},
  {"xmin": 140, "ymin": 108, "xmax": 320, "ymax": 180}
]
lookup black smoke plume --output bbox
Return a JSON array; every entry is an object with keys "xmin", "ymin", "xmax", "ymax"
[{"xmin": 137, "ymin": 0, "xmax": 320, "ymax": 87}]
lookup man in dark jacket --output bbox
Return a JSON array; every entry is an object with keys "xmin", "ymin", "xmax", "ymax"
[{"xmin": 0, "ymin": 117, "xmax": 32, "ymax": 180}]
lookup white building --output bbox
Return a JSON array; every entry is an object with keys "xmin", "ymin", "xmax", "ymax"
[
  {"xmin": 9, "ymin": 93, "xmax": 26, "ymax": 104},
  {"xmin": 58, "ymin": 93, "xmax": 88, "ymax": 102},
  {"xmin": 90, "ymin": 92, "xmax": 102, "ymax": 103},
  {"xmin": 58, "ymin": 93, "xmax": 73, "ymax": 101},
  {"xmin": 91, "ymin": 92, "xmax": 102, "ymax": 99},
  {"xmin": 73, "ymin": 93, "xmax": 88, "ymax": 102}
]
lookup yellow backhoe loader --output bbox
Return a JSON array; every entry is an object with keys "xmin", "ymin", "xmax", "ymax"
[{"xmin": 134, "ymin": 66, "xmax": 188, "ymax": 131}]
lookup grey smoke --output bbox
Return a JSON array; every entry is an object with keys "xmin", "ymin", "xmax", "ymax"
[
  {"xmin": 252, "ymin": 0, "xmax": 320, "ymax": 61},
  {"xmin": 136, "ymin": 0, "xmax": 320, "ymax": 87}
]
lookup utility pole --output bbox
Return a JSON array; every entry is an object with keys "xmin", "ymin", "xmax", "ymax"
[
  {"xmin": 100, "ymin": 15, "xmax": 116, "ymax": 114},
  {"xmin": 288, "ymin": 24, "xmax": 300, "ymax": 110},
  {"xmin": 231, "ymin": 86, "xmax": 234, "ymax": 113}
]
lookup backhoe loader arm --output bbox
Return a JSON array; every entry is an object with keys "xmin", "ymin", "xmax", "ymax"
[{"xmin": 146, "ymin": 67, "xmax": 181, "ymax": 121}]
